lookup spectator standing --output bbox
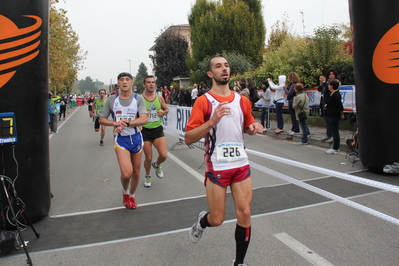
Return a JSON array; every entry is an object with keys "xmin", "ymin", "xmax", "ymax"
[
  {"xmin": 260, "ymin": 81, "xmax": 271, "ymax": 131},
  {"xmin": 318, "ymin": 75, "xmax": 328, "ymax": 116},
  {"xmin": 325, "ymin": 79, "xmax": 345, "ymax": 154},
  {"xmin": 245, "ymin": 78, "xmax": 260, "ymax": 107},
  {"xmin": 293, "ymin": 83, "xmax": 310, "ymax": 145},
  {"xmin": 191, "ymin": 84, "xmax": 198, "ymax": 106},
  {"xmin": 178, "ymin": 86, "xmax": 185, "ymax": 106},
  {"xmin": 285, "ymin": 72, "xmax": 300, "ymax": 136},
  {"xmin": 318, "ymin": 74, "xmax": 331, "ymax": 141},
  {"xmin": 239, "ymin": 81, "xmax": 249, "ymax": 101},
  {"xmin": 185, "ymin": 89, "xmax": 192, "ymax": 107},
  {"xmin": 320, "ymin": 68, "xmax": 339, "ymax": 143},
  {"xmin": 170, "ymin": 86, "xmax": 178, "ymax": 105},
  {"xmin": 71, "ymin": 94, "xmax": 76, "ymax": 107},
  {"xmin": 163, "ymin": 86, "xmax": 170, "ymax": 104},
  {"xmin": 268, "ymin": 75, "xmax": 286, "ymax": 134},
  {"xmin": 58, "ymin": 95, "xmax": 66, "ymax": 121},
  {"xmin": 49, "ymin": 93, "xmax": 60, "ymax": 134}
]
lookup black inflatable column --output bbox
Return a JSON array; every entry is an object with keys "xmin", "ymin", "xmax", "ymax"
[
  {"xmin": 349, "ymin": 0, "xmax": 399, "ymax": 173},
  {"xmin": 0, "ymin": 0, "xmax": 50, "ymax": 221}
]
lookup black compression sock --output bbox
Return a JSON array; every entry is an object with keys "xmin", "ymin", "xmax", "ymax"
[
  {"xmin": 235, "ymin": 224, "xmax": 251, "ymax": 265},
  {"xmin": 200, "ymin": 212, "xmax": 211, "ymax": 228}
]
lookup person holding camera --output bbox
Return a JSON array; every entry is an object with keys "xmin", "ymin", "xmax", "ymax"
[{"xmin": 268, "ymin": 75, "xmax": 286, "ymax": 134}]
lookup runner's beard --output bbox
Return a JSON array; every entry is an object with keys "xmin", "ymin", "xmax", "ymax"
[{"xmin": 214, "ymin": 76, "xmax": 230, "ymax": 86}]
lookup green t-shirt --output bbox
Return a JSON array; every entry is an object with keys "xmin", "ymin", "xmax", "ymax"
[
  {"xmin": 95, "ymin": 98, "xmax": 107, "ymax": 117},
  {"xmin": 143, "ymin": 94, "xmax": 162, "ymax": 129}
]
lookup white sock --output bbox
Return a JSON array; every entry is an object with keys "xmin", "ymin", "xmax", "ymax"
[
  {"xmin": 130, "ymin": 193, "xmax": 135, "ymax": 198},
  {"xmin": 124, "ymin": 190, "xmax": 129, "ymax": 194}
]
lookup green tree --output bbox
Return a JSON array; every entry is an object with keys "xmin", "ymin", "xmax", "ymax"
[
  {"xmin": 150, "ymin": 30, "xmax": 190, "ymax": 87},
  {"xmin": 133, "ymin": 62, "xmax": 148, "ymax": 93},
  {"xmin": 93, "ymin": 79, "xmax": 104, "ymax": 92},
  {"xmin": 78, "ymin": 77, "xmax": 97, "ymax": 94},
  {"xmin": 308, "ymin": 26, "xmax": 348, "ymax": 69},
  {"xmin": 50, "ymin": 0, "xmax": 86, "ymax": 95},
  {"xmin": 189, "ymin": 0, "xmax": 265, "ymax": 67},
  {"xmin": 267, "ymin": 14, "xmax": 293, "ymax": 52},
  {"xmin": 255, "ymin": 25, "xmax": 353, "ymax": 87}
]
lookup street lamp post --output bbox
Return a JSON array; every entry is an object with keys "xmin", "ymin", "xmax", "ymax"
[{"xmin": 127, "ymin": 59, "xmax": 131, "ymax": 74}]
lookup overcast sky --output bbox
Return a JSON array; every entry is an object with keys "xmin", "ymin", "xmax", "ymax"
[{"xmin": 57, "ymin": 0, "xmax": 350, "ymax": 85}]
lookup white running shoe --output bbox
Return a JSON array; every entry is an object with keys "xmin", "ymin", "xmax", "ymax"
[
  {"xmin": 232, "ymin": 259, "xmax": 248, "ymax": 266},
  {"xmin": 189, "ymin": 211, "xmax": 207, "ymax": 244},
  {"xmin": 326, "ymin": 148, "xmax": 340, "ymax": 154},
  {"xmin": 144, "ymin": 175, "xmax": 151, "ymax": 187},
  {"xmin": 152, "ymin": 161, "xmax": 164, "ymax": 179}
]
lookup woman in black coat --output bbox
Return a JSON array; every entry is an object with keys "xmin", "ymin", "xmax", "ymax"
[{"xmin": 325, "ymin": 79, "xmax": 345, "ymax": 154}]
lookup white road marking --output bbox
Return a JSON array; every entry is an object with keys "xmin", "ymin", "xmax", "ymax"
[
  {"xmin": 49, "ymin": 106, "xmax": 80, "ymax": 139},
  {"xmin": 274, "ymin": 232, "xmax": 334, "ymax": 266},
  {"xmin": 167, "ymin": 151, "xmax": 204, "ymax": 183},
  {"xmin": 250, "ymin": 160, "xmax": 399, "ymax": 226},
  {"xmin": 28, "ymin": 191, "xmax": 384, "ymax": 258},
  {"xmin": 50, "ymin": 194, "xmax": 206, "ymax": 218}
]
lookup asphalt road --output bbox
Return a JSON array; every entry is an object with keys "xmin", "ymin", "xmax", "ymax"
[{"xmin": 1, "ymin": 106, "xmax": 399, "ymax": 266}]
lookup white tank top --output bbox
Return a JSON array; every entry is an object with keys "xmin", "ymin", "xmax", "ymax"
[
  {"xmin": 204, "ymin": 92, "xmax": 249, "ymax": 171},
  {"xmin": 113, "ymin": 94, "xmax": 140, "ymax": 136}
]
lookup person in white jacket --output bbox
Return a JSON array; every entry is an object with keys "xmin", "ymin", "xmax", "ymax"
[
  {"xmin": 268, "ymin": 75, "xmax": 286, "ymax": 134},
  {"xmin": 260, "ymin": 81, "xmax": 272, "ymax": 131}
]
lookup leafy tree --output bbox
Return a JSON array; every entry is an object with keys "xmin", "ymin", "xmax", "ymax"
[
  {"xmin": 267, "ymin": 14, "xmax": 293, "ymax": 52},
  {"xmin": 259, "ymin": 36, "xmax": 314, "ymax": 85},
  {"xmin": 133, "ymin": 62, "xmax": 148, "ymax": 93},
  {"xmin": 150, "ymin": 30, "xmax": 190, "ymax": 87},
  {"xmin": 308, "ymin": 26, "xmax": 349, "ymax": 69},
  {"xmin": 254, "ymin": 25, "xmax": 353, "ymax": 87},
  {"xmin": 93, "ymin": 79, "xmax": 105, "ymax": 92},
  {"xmin": 49, "ymin": 0, "xmax": 86, "ymax": 95},
  {"xmin": 189, "ymin": 0, "xmax": 265, "ymax": 67},
  {"xmin": 78, "ymin": 76, "xmax": 97, "ymax": 94}
]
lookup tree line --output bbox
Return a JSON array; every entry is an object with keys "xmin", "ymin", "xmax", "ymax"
[
  {"xmin": 152, "ymin": 0, "xmax": 353, "ymax": 89},
  {"xmin": 51, "ymin": 0, "xmax": 353, "ymax": 95}
]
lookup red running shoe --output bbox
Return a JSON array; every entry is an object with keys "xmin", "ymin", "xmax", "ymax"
[
  {"xmin": 130, "ymin": 196, "xmax": 137, "ymax": 209},
  {"xmin": 123, "ymin": 193, "xmax": 131, "ymax": 209}
]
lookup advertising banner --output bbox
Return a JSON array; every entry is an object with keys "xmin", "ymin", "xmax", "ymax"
[
  {"xmin": 163, "ymin": 106, "xmax": 191, "ymax": 139},
  {"xmin": 0, "ymin": 0, "xmax": 50, "ymax": 222}
]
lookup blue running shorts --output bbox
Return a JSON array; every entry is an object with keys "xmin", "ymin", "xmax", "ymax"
[{"xmin": 114, "ymin": 133, "xmax": 143, "ymax": 154}]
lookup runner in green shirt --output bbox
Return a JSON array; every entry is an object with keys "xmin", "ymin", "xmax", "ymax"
[
  {"xmin": 92, "ymin": 89, "xmax": 107, "ymax": 146},
  {"xmin": 141, "ymin": 76, "xmax": 169, "ymax": 187}
]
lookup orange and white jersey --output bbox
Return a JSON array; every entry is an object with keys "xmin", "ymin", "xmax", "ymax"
[{"xmin": 186, "ymin": 91, "xmax": 255, "ymax": 172}]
